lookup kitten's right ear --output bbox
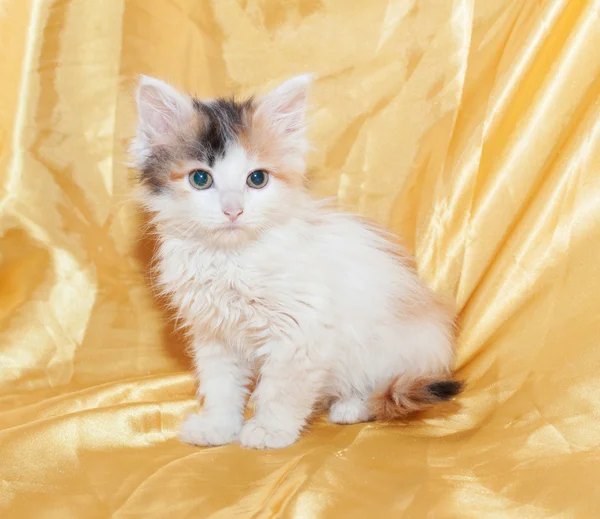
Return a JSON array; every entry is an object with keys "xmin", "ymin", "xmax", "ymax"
[
  {"xmin": 135, "ymin": 75, "xmax": 194, "ymax": 140},
  {"xmin": 257, "ymin": 74, "xmax": 313, "ymax": 136}
]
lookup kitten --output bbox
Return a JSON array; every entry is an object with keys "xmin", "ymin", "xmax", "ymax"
[{"xmin": 132, "ymin": 75, "xmax": 462, "ymax": 449}]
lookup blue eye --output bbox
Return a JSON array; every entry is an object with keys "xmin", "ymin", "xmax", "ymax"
[
  {"xmin": 189, "ymin": 170, "xmax": 213, "ymax": 190},
  {"xmin": 247, "ymin": 170, "xmax": 268, "ymax": 189}
]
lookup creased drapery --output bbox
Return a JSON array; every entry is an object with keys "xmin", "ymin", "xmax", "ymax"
[{"xmin": 2, "ymin": 1, "xmax": 600, "ymax": 517}]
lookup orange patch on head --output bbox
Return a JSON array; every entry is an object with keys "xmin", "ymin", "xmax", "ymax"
[
  {"xmin": 169, "ymin": 168, "xmax": 187, "ymax": 182},
  {"xmin": 239, "ymin": 103, "xmax": 306, "ymax": 188}
]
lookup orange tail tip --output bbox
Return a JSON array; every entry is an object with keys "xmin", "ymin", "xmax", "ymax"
[{"xmin": 369, "ymin": 374, "xmax": 463, "ymax": 420}]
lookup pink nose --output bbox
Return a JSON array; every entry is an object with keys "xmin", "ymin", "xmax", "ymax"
[{"xmin": 223, "ymin": 209, "xmax": 243, "ymax": 222}]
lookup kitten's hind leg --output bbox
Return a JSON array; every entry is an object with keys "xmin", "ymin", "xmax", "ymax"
[{"xmin": 328, "ymin": 396, "xmax": 371, "ymax": 424}]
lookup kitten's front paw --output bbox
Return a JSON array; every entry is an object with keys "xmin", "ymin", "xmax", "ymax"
[
  {"xmin": 179, "ymin": 413, "xmax": 241, "ymax": 447},
  {"xmin": 239, "ymin": 419, "xmax": 300, "ymax": 449}
]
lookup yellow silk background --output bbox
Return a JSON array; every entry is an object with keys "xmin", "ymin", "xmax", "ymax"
[{"xmin": 2, "ymin": 0, "xmax": 600, "ymax": 517}]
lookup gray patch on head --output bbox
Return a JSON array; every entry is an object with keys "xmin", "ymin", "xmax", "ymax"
[
  {"xmin": 192, "ymin": 97, "xmax": 253, "ymax": 166},
  {"xmin": 138, "ymin": 96, "xmax": 254, "ymax": 192},
  {"xmin": 138, "ymin": 144, "xmax": 173, "ymax": 193}
]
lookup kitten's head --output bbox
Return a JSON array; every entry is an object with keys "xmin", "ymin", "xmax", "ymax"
[{"xmin": 132, "ymin": 75, "xmax": 312, "ymax": 247}]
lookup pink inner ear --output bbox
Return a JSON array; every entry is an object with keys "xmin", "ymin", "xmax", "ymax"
[
  {"xmin": 281, "ymin": 100, "xmax": 304, "ymax": 134},
  {"xmin": 137, "ymin": 79, "xmax": 193, "ymax": 138},
  {"xmin": 259, "ymin": 81, "xmax": 309, "ymax": 135},
  {"xmin": 139, "ymin": 96, "xmax": 173, "ymax": 135}
]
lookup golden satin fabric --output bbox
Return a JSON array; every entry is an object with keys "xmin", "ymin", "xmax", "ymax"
[{"xmin": 2, "ymin": 0, "xmax": 600, "ymax": 516}]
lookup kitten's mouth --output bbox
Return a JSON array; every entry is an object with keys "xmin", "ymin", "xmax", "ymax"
[{"xmin": 218, "ymin": 223, "xmax": 244, "ymax": 232}]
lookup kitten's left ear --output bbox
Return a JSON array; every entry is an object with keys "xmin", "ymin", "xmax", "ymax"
[{"xmin": 257, "ymin": 74, "xmax": 313, "ymax": 135}]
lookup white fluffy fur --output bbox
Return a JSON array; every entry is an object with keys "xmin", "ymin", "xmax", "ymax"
[{"xmin": 134, "ymin": 76, "xmax": 456, "ymax": 449}]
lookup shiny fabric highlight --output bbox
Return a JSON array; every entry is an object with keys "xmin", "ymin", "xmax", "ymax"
[{"xmin": 2, "ymin": 0, "xmax": 600, "ymax": 517}]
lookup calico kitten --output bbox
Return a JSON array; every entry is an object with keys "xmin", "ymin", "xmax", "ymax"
[{"xmin": 132, "ymin": 75, "xmax": 462, "ymax": 449}]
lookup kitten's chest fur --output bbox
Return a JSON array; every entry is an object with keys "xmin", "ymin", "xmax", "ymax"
[{"xmin": 158, "ymin": 235, "xmax": 313, "ymax": 352}]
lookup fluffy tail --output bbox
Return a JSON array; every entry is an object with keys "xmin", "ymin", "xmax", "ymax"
[{"xmin": 369, "ymin": 374, "xmax": 463, "ymax": 420}]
